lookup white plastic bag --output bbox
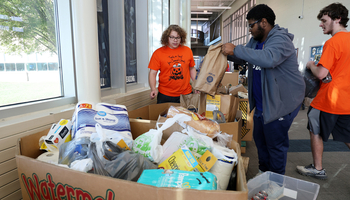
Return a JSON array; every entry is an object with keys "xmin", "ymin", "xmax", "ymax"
[
  {"xmin": 133, "ymin": 114, "xmax": 190, "ymax": 163},
  {"xmin": 182, "ymin": 127, "xmax": 214, "ymax": 159},
  {"xmin": 215, "ymin": 132, "xmax": 233, "ymax": 148},
  {"xmin": 70, "ymin": 158, "xmax": 93, "ymax": 172},
  {"xmin": 210, "ymin": 143, "xmax": 238, "ymax": 190}
]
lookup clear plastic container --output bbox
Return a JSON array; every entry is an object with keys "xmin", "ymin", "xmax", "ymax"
[{"xmin": 247, "ymin": 171, "xmax": 320, "ymax": 200}]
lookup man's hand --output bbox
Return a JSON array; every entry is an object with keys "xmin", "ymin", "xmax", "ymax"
[
  {"xmin": 221, "ymin": 43, "xmax": 236, "ymax": 56},
  {"xmin": 306, "ymin": 60, "xmax": 315, "ymax": 69}
]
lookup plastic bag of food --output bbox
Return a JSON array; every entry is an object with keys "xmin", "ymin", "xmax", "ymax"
[
  {"xmin": 167, "ymin": 106, "xmax": 220, "ymax": 138},
  {"xmin": 303, "ymin": 68, "xmax": 320, "ymax": 98},
  {"xmin": 89, "ymin": 141, "xmax": 157, "ymax": 181},
  {"xmin": 90, "ymin": 123, "xmax": 133, "ymax": 166},
  {"xmin": 58, "ymin": 137, "xmax": 90, "ymax": 166},
  {"xmin": 215, "ymin": 132, "xmax": 233, "ymax": 148},
  {"xmin": 133, "ymin": 114, "xmax": 190, "ymax": 163}
]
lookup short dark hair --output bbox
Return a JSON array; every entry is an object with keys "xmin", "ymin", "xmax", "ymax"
[
  {"xmin": 317, "ymin": 3, "xmax": 349, "ymax": 28},
  {"xmin": 160, "ymin": 25, "xmax": 187, "ymax": 46},
  {"xmin": 246, "ymin": 4, "xmax": 276, "ymax": 26}
]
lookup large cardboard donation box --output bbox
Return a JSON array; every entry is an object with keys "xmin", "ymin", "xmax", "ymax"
[
  {"xmin": 128, "ymin": 103, "xmax": 243, "ymax": 146},
  {"xmin": 16, "ymin": 120, "xmax": 248, "ymax": 200}
]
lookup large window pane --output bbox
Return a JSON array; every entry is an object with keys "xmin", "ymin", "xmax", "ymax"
[
  {"xmin": 0, "ymin": 63, "xmax": 4, "ymax": 71},
  {"xmin": 26, "ymin": 63, "xmax": 37, "ymax": 71},
  {"xmin": 16, "ymin": 63, "xmax": 25, "ymax": 71},
  {"xmin": 48, "ymin": 62, "xmax": 58, "ymax": 71},
  {"xmin": 5, "ymin": 63, "xmax": 15, "ymax": 71},
  {"xmin": 37, "ymin": 63, "xmax": 48, "ymax": 71},
  {"xmin": 0, "ymin": 0, "xmax": 62, "ymax": 107}
]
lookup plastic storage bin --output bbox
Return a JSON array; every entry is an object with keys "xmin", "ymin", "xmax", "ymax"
[{"xmin": 247, "ymin": 171, "xmax": 320, "ymax": 200}]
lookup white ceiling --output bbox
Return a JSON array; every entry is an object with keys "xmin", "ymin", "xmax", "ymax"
[{"xmin": 190, "ymin": 0, "xmax": 235, "ymax": 12}]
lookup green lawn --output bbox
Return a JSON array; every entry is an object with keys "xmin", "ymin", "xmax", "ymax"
[{"xmin": 0, "ymin": 82, "xmax": 62, "ymax": 106}]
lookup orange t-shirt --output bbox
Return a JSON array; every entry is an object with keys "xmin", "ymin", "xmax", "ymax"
[
  {"xmin": 311, "ymin": 32, "xmax": 350, "ymax": 114},
  {"xmin": 148, "ymin": 45, "xmax": 195, "ymax": 97}
]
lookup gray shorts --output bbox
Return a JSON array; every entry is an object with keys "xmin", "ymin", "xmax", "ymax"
[
  {"xmin": 307, "ymin": 106, "xmax": 350, "ymax": 142},
  {"xmin": 307, "ymin": 107, "xmax": 321, "ymax": 134}
]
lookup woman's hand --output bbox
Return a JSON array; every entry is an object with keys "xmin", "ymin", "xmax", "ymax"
[{"xmin": 150, "ymin": 90, "xmax": 158, "ymax": 100}]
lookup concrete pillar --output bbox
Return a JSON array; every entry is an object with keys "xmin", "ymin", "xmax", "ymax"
[{"xmin": 71, "ymin": 0, "xmax": 101, "ymax": 104}]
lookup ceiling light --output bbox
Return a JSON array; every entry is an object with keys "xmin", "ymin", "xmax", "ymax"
[
  {"xmin": 191, "ymin": 11, "xmax": 213, "ymax": 14},
  {"xmin": 191, "ymin": 18, "xmax": 209, "ymax": 21},
  {"xmin": 197, "ymin": 6, "xmax": 231, "ymax": 10}
]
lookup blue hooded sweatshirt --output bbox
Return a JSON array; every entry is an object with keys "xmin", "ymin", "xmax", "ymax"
[{"xmin": 228, "ymin": 24, "xmax": 305, "ymax": 124}]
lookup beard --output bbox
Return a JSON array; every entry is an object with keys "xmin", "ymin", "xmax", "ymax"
[
  {"xmin": 253, "ymin": 25, "xmax": 265, "ymax": 42},
  {"xmin": 323, "ymin": 23, "xmax": 334, "ymax": 35}
]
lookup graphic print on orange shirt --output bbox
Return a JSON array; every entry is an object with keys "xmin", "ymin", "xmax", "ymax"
[{"xmin": 168, "ymin": 54, "xmax": 185, "ymax": 81}]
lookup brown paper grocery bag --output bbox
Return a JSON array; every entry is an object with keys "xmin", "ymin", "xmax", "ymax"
[
  {"xmin": 193, "ymin": 43, "xmax": 227, "ymax": 96},
  {"xmin": 205, "ymin": 94, "xmax": 239, "ymax": 122},
  {"xmin": 180, "ymin": 92, "xmax": 206, "ymax": 116}
]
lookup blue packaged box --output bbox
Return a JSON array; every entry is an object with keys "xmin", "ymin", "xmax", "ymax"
[{"xmin": 137, "ymin": 169, "xmax": 217, "ymax": 190}]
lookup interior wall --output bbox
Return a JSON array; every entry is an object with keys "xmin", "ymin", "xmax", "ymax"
[{"xmin": 223, "ymin": 0, "xmax": 350, "ymax": 71}]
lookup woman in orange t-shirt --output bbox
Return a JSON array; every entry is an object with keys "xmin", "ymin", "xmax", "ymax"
[{"xmin": 148, "ymin": 25, "xmax": 197, "ymax": 104}]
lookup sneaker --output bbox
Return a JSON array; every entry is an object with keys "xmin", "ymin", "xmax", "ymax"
[{"xmin": 296, "ymin": 164, "xmax": 327, "ymax": 179}]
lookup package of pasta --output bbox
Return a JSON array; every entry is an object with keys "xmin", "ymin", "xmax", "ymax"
[{"xmin": 167, "ymin": 106, "xmax": 220, "ymax": 138}]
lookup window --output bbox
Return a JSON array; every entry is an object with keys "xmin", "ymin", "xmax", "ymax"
[
  {"xmin": 26, "ymin": 63, "xmax": 37, "ymax": 71},
  {"xmin": 223, "ymin": 0, "xmax": 256, "ymax": 45},
  {"xmin": 5, "ymin": 63, "xmax": 15, "ymax": 71},
  {"xmin": 125, "ymin": 0, "xmax": 137, "ymax": 84},
  {"xmin": 16, "ymin": 63, "xmax": 25, "ymax": 71},
  {"xmin": 37, "ymin": 63, "xmax": 48, "ymax": 71},
  {"xmin": 97, "ymin": 0, "xmax": 111, "ymax": 88},
  {"xmin": 0, "ymin": 0, "xmax": 76, "ymax": 118}
]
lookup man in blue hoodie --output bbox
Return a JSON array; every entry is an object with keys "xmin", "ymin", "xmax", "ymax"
[{"xmin": 222, "ymin": 4, "xmax": 305, "ymax": 175}]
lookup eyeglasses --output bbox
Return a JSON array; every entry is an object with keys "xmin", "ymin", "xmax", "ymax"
[
  {"xmin": 248, "ymin": 19, "xmax": 261, "ymax": 29},
  {"xmin": 169, "ymin": 36, "xmax": 181, "ymax": 40}
]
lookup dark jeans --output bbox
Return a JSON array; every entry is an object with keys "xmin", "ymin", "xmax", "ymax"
[
  {"xmin": 253, "ymin": 105, "xmax": 301, "ymax": 175},
  {"xmin": 157, "ymin": 92, "xmax": 180, "ymax": 104}
]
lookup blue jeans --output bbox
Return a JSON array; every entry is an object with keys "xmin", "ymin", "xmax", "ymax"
[{"xmin": 253, "ymin": 105, "xmax": 301, "ymax": 174}]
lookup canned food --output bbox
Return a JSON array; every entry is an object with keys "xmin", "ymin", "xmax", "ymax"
[
  {"xmin": 259, "ymin": 190, "xmax": 268, "ymax": 197},
  {"xmin": 251, "ymin": 195, "xmax": 261, "ymax": 200}
]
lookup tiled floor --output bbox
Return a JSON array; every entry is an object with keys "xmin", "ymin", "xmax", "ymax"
[{"xmin": 243, "ymin": 107, "xmax": 350, "ymax": 200}]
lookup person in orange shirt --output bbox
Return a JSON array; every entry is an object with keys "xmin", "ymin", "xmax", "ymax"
[
  {"xmin": 148, "ymin": 25, "xmax": 197, "ymax": 104},
  {"xmin": 296, "ymin": 3, "xmax": 350, "ymax": 180}
]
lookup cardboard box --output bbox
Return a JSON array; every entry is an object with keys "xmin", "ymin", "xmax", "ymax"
[
  {"xmin": 128, "ymin": 103, "xmax": 242, "ymax": 148},
  {"xmin": 238, "ymin": 99, "xmax": 254, "ymax": 141},
  {"xmin": 221, "ymin": 72, "xmax": 239, "ymax": 87},
  {"xmin": 16, "ymin": 120, "xmax": 248, "ymax": 200}
]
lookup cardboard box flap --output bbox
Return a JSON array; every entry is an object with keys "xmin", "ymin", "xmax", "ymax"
[
  {"xmin": 17, "ymin": 129, "xmax": 49, "ymax": 158},
  {"xmin": 229, "ymin": 84, "xmax": 247, "ymax": 96},
  {"xmin": 128, "ymin": 103, "xmax": 180, "ymax": 120}
]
